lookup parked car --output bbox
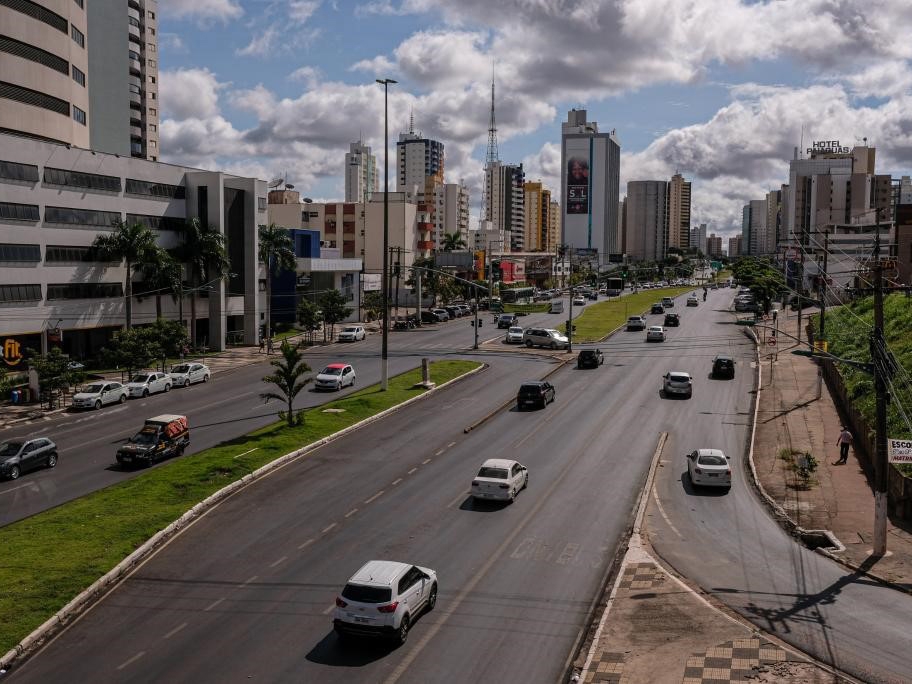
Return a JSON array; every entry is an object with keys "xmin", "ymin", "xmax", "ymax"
[
  {"xmin": 712, "ymin": 355, "xmax": 736, "ymax": 379},
  {"xmin": 169, "ymin": 362, "xmax": 210, "ymax": 387},
  {"xmin": 432, "ymin": 308, "xmax": 450, "ymax": 321},
  {"xmin": 662, "ymin": 296, "xmax": 674, "ymax": 308},
  {"xmin": 420, "ymin": 310, "xmax": 441, "ymax": 323},
  {"xmin": 664, "ymin": 313, "xmax": 681, "ymax": 327},
  {"xmin": 126, "ymin": 371, "xmax": 172, "ymax": 398},
  {"xmin": 505, "ymin": 326, "xmax": 525, "ymax": 344},
  {"xmin": 497, "ymin": 313, "xmax": 518, "ymax": 329},
  {"xmin": 471, "ymin": 458, "xmax": 528, "ymax": 502},
  {"xmin": 338, "ymin": 325, "xmax": 366, "ymax": 342},
  {"xmin": 663, "ymin": 371, "xmax": 693, "ymax": 398},
  {"xmin": 516, "ymin": 381, "xmax": 555, "ymax": 410},
  {"xmin": 577, "ymin": 348, "xmax": 604, "ymax": 369},
  {"xmin": 315, "ymin": 363, "xmax": 356, "ymax": 391},
  {"xmin": 455, "ymin": 304, "xmax": 472, "ymax": 316},
  {"xmin": 522, "ymin": 328, "xmax": 569, "ymax": 350},
  {"xmin": 686, "ymin": 296, "xmax": 699, "ymax": 307},
  {"xmin": 333, "ymin": 560, "xmax": 437, "ymax": 645},
  {"xmin": 572, "ymin": 296, "xmax": 586, "ymax": 306},
  {"xmin": 651, "ymin": 303, "xmax": 665, "ymax": 314},
  {"xmin": 72, "ymin": 381, "xmax": 128, "ymax": 410},
  {"xmin": 686, "ymin": 449, "xmax": 731, "ymax": 489},
  {"xmin": 115, "ymin": 414, "xmax": 190, "ymax": 468},
  {"xmin": 444, "ymin": 306, "xmax": 462, "ymax": 319},
  {"xmin": 627, "ymin": 316, "xmax": 647, "ymax": 331},
  {"xmin": 0, "ymin": 437, "xmax": 58, "ymax": 480},
  {"xmin": 646, "ymin": 325, "xmax": 666, "ymax": 342}
]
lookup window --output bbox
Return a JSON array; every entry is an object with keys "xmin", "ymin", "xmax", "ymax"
[
  {"xmin": 47, "ymin": 282, "xmax": 123, "ymax": 300},
  {"xmin": 125, "ymin": 213, "xmax": 185, "ymax": 231},
  {"xmin": 258, "ymin": 196, "xmax": 267, "ymax": 212},
  {"xmin": 0, "ymin": 161, "xmax": 39, "ymax": 183},
  {"xmin": 72, "ymin": 65, "xmax": 85, "ymax": 86},
  {"xmin": 129, "ymin": 84, "xmax": 141, "ymax": 94},
  {"xmin": 74, "ymin": 0, "xmax": 84, "ymax": 7},
  {"xmin": 0, "ymin": 244, "xmax": 40, "ymax": 261},
  {"xmin": 124, "ymin": 179, "xmax": 185, "ymax": 199},
  {"xmin": 45, "ymin": 167, "xmax": 120, "ymax": 192},
  {"xmin": 3, "ymin": 0, "xmax": 68, "ymax": 33},
  {"xmin": 148, "ymin": 10, "xmax": 155, "ymax": 19},
  {"xmin": 0, "ymin": 284, "xmax": 41, "ymax": 303},
  {"xmin": 129, "ymin": 50, "xmax": 141, "ymax": 62},
  {"xmin": 129, "ymin": 17, "xmax": 140, "ymax": 27},
  {"xmin": 72, "ymin": 105, "xmax": 86, "ymax": 125},
  {"xmin": 0, "ymin": 35, "xmax": 69, "ymax": 74},
  {"xmin": 149, "ymin": 124, "xmax": 157, "ymax": 132},
  {"xmin": 150, "ymin": 92, "xmax": 156, "ymax": 100},
  {"xmin": 149, "ymin": 107, "xmax": 157, "ymax": 117},
  {"xmin": 0, "ymin": 81, "xmax": 69, "ymax": 116},
  {"xmin": 44, "ymin": 206, "xmax": 121, "ymax": 227},
  {"xmin": 148, "ymin": 140, "xmax": 156, "ymax": 148},
  {"xmin": 148, "ymin": 43, "xmax": 155, "ymax": 52},
  {"xmin": 45, "ymin": 245, "xmax": 107, "ymax": 262},
  {"xmin": 149, "ymin": 75, "xmax": 156, "ymax": 84},
  {"xmin": 148, "ymin": 59, "xmax": 156, "ymax": 68},
  {"xmin": 150, "ymin": 28, "xmax": 155, "ymax": 35},
  {"xmin": 0, "ymin": 202, "xmax": 40, "ymax": 221},
  {"xmin": 71, "ymin": 25, "xmax": 84, "ymax": 48}
]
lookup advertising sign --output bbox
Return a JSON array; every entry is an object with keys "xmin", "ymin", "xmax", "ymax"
[
  {"xmin": 474, "ymin": 250, "xmax": 486, "ymax": 281},
  {"xmin": 362, "ymin": 273, "xmax": 382, "ymax": 292},
  {"xmin": 566, "ymin": 146, "xmax": 590, "ymax": 215},
  {"xmin": 2, "ymin": 337, "xmax": 24, "ymax": 367},
  {"xmin": 888, "ymin": 438, "xmax": 912, "ymax": 464}
]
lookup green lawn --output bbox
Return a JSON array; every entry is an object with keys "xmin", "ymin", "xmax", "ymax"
[
  {"xmin": 560, "ymin": 287, "xmax": 695, "ymax": 342},
  {"xmin": 0, "ymin": 359, "xmax": 480, "ymax": 655}
]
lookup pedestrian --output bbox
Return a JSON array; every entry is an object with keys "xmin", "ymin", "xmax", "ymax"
[
  {"xmin": 834, "ymin": 425, "xmax": 853, "ymax": 465},
  {"xmin": 266, "ymin": 336, "xmax": 274, "ymax": 354},
  {"xmin": 258, "ymin": 336, "xmax": 265, "ymax": 353}
]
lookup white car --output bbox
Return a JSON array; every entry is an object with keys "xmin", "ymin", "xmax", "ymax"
[
  {"xmin": 687, "ymin": 296, "xmax": 699, "ymax": 306},
  {"xmin": 646, "ymin": 325, "xmax": 666, "ymax": 342},
  {"xmin": 338, "ymin": 325, "xmax": 366, "ymax": 342},
  {"xmin": 315, "ymin": 363, "xmax": 356, "ymax": 391},
  {"xmin": 626, "ymin": 316, "xmax": 647, "ymax": 331},
  {"xmin": 505, "ymin": 326, "xmax": 525, "ymax": 344},
  {"xmin": 663, "ymin": 371, "xmax": 693, "ymax": 398},
  {"xmin": 471, "ymin": 458, "xmax": 528, "ymax": 502},
  {"xmin": 686, "ymin": 449, "xmax": 732, "ymax": 489},
  {"xmin": 72, "ymin": 382, "xmax": 128, "ymax": 410},
  {"xmin": 169, "ymin": 362, "xmax": 210, "ymax": 387},
  {"xmin": 126, "ymin": 371, "xmax": 172, "ymax": 398},
  {"xmin": 572, "ymin": 296, "xmax": 586, "ymax": 306},
  {"xmin": 334, "ymin": 560, "xmax": 437, "ymax": 645}
]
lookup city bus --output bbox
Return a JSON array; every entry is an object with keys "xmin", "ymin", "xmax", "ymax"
[{"xmin": 500, "ymin": 286, "xmax": 534, "ymax": 304}]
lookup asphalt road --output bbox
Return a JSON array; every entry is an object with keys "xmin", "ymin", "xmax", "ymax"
[
  {"xmin": 9, "ymin": 290, "xmax": 717, "ymax": 683},
  {"xmin": 0, "ymin": 301, "xmax": 580, "ymax": 526}
]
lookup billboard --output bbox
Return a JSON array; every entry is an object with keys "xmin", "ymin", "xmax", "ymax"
[
  {"xmin": 362, "ymin": 273, "xmax": 382, "ymax": 291},
  {"xmin": 566, "ymin": 154, "xmax": 590, "ymax": 215},
  {"xmin": 888, "ymin": 438, "xmax": 912, "ymax": 464}
]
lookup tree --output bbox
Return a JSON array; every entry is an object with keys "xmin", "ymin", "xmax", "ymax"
[
  {"xmin": 260, "ymin": 340, "xmax": 312, "ymax": 427},
  {"xmin": 296, "ymin": 298, "xmax": 321, "ymax": 345},
  {"xmin": 441, "ymin": 231, "xmax": 467, "ymax": 252},
  {"xmin": 320, "ymin": 289, "xmax": 353, "ymax": 341},
  {"xmin": 407, "ymin": 257, "xmax": 443, "ymax": 307},
  {"xmin": 102, "ymin": 327, "xmax": 161, "ymax": 378},
  {"xmin": 145, "ymin": 318, "xmax": 190, "ymax": 371},
  {"xmin": 362, "ymin": 291, "xmax": 383, "ymax": 322},
  {"xmin": 141, "ymin": 246, "xmax": 183, "ymax": 320},
  {"xmin": 175, "ymin": 218, "xmax": 230, "ymax": 347},
  {"xmin": 258, "ymin": 223, "xmax": 297, "ymax": 340},
  {"xmin": 28, "ymin": 348, "xmax": 81, "ymax": 407},
  {"xmin": 92, "ymin": 220, "xmax": 157, "ymax": 329}
]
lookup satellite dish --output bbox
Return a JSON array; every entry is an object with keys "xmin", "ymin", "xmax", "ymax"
[
  {"xmin": 303, "ymin": 197, "xmax": 313, "ymax": 203},
  {"xmin": 268, "ymin": 178, "xmax": 284, "ymax": 188},
  {"xmin": 285, "ymin": 184, "xmax": 295, "ymax": 190}
]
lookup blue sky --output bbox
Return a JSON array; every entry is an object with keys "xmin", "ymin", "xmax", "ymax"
[{"xmin": 156, "ymin": 0, "xmax": 912, "ymax": 239}]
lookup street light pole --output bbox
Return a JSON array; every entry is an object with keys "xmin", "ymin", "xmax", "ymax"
[
  {"xmin": 872, "ymin": 210, "xmax": 889, "ymax": 556},
  {"xmin": 376, "ymin": 78, "xmax": 396, "ymax": 391}
]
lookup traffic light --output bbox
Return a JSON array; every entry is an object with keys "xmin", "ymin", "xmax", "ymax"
[{"xmin": 470, "ymin": 320, "xmax": 483, "ymax": 327}]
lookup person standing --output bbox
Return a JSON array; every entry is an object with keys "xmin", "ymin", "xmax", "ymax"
[{"xmin": 835, "ymin": 426, "xmax": 853, "ymax": 465}]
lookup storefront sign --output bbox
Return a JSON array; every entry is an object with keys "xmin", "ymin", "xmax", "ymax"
[
  {"xmin": 2, "ymin": 338, "xmax": 23, "ymax": 366},
  {"xmin": 888, "ymin": 438, "xmax": 912, "ymax": 464}
]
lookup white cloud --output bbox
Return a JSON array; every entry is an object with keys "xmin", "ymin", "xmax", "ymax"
[
  {"xmin": 236, "ymin": 26, "xmax": 281, "ymax": 57},
  {"xmin": 159, "ymin": 33, "xmax": 187, "ymax": 54},
  {"xmin": 349, "ymin": 55, "xmax": 397, "ymax": 76},
  {"xmin": 158, "ymin": 0, "xmax": 242, "ymax": 24},
  {"xmin": 288, "ymin": 66, "xmax": 322, "ymax": 88},
  {"xmin": 160, "ymin": 68, "xmax": 225, "ymax": 120},
  {"xmin": 289, "ymin": 0, "xmax": 320, "ymax": 23},
  {"xmin": 843, "ymin": 61, "xmax": 912, "ymax": 99}
]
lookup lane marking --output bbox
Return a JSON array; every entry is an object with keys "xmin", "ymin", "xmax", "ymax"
[
  {"xmin": 269, "ymin": 556, "xmax": 288, "ymax": 568},
  {"xmin": 422, "ymin": 458, "xmax": 432, "ymax": 465},
  {"xmin": 435, "ymin": 449, "xmax": 445, "ymax": 456},
  {"xmin": 363, "ymin": 490, "xmax": 384, "ymax": 504},
  {"xmin": 0, "ymin": 482, "xmax": 38, "ymax": 497},
  {"xmin": 391, "ymin": 478, "xmax": 402, "ymax": 486},
  {"xmin": 204, "ymin": 597, "xmax": 225, "ymax": 612},
  {"xmin": 162, "ymin": 622, "xmax": 187, "ymax": 640},
  {"xmin": 233, "ymin": 447, "xmax": 259, "ymax": 460},
  {"xmin": 298, "ymin": 539, "xmax": 315, "ymax": 550},
  {"xmin": 344, "ymin": 508, "xmax": 358, "ymax": 518},
  {"xmin": 447, "ymin": 441, "xmax": 456, "ymax": 448},
  {"xmin": 407, "ymin": 467, "xmax": 418, "ymax": 475},
  {"xmin": 446, "ymin": 490, "xmax": 469, "ymax": 509},
  {"xmin": 116, "ymin": 651, "xmax": 146, "ymax": 670},
  {"xmin": 322, "ymin": 604, "xmax": 336, "ymax": 615},
  {"xmin": 321, "ymin": 523, "xmax": 337, "ymax": 534},
  {"xmin": 242, "ymin": 575, "xmax": 258, "ymax": 585},
  {"xmin": 651, "ymin": 484, "xmax": 683, "ymax": 538}
]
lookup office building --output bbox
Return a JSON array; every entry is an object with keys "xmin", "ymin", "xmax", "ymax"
[
  {"xmin": 344, "ymin": 140, "xmax": 378, "ymax": 204},
  {"xmin": 549, "ymin": 200, "xmax": 561, "ymax": 254},
  {"xmin": 481, "ymin": 161, "xmax": 525, "ymax": 252},
  {"xmin": 706, "ymin": 233, "xmax": 723, "ymax": 257},
  {"xmin": 523, "ymin": 181, "xmax": 553, "ymax": 252},
  {"xmin": 397, "ymin": 124, "xmax": 444, "ymax": 199},
  {"xmin": 727, "ymin": 236, "xmax": 742, "ymax": 258},
  {"xmin": 561, "ymin": 109, "xmax": 621, "ymax": 257},
  {"xmin": 667, "ymin": 173, "xmax": 691, "ymax": 250},
  {"xmin": 625, "ymin": 180, "xmax": 668, "ymax": 262},
  {"xmin": 690, "ymin": 223, "xmax": 707, "ymax": 255},
  {"xmin": 742, "ymin": 198, "xmax": 769, "ymax": 255}
]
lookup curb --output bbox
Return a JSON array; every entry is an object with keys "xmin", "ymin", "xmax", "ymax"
[{"xmin": 0, "ymin": 361, "xmax": 488, "ymax": 672}]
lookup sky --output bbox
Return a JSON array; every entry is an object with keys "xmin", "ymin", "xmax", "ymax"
[{"xmin": 157, "ymin": 0, "xmax": 912, "ymax": 241}]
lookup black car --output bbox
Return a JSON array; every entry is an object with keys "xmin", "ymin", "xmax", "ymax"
[
  {"xmin": 0, "ymin": 437, "xmax": 58, "ymax": 480},
  {"xmin": 516, "ymin": 381, "xmax": 555, "ymax": 410},
  {"xmin": 577, "ymin": 349, "xmax": 604, "ymax": 369},
  {"xmin": 420, "ymin": 310, "xmax": 441, "ymax": 323},
  {"xmin": 651, "ymin": 303, "xmax": 664, "ymax": 314},
  {"xmin": 664, "ymin": 313, "xmax": 681, "ymax": 327},
  {"xmin": 712, "ymin": 355, "xmax": 735, "ymax": 379},
  {"xmin": 497, "ymin": 313, "xmax": 518, "ymax": 329}
]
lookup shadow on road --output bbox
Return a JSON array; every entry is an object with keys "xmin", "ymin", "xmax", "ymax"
[
  {"xmin": 679, "ymin": 471, "xmax": 730, "ymax": 497},
  {"xmin": 305, "ymin": 631, "xmax": 393, "ymax": 667},
  {"xmin": 458, "ymin": 496, "xmax": 510, "ymax": 512}
]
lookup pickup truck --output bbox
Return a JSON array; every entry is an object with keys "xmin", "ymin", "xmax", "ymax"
[{"xmin": 116, "ymin": 414, "xmax": 190, "ymax": 468}]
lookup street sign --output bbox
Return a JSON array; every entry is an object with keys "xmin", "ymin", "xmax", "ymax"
[
  {"xmin": 767, "ymin": 337, "xmax": 777, "ymax": 346},
  {"xmin": 888, "ymin": 438, "xmax": 912, "ymax": 464},
  {"xmin": 813, "ymin": 340, "xmax": 829, "ymax": 353}
]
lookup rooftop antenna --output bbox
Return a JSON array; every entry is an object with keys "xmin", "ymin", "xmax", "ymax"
[
  {"xmin": 486, "ymin": 62, "xmax": 499, "ymax": 164},
  {"xmin": 408, "ymin": 108, "xmax": 415, "ymax": 135},
  {"xmin": 800, "ymin": 123, "xmax": 805, "ymax": 158}
]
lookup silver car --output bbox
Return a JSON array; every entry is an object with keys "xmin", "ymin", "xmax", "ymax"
[
  {"xmin": 126, "ymin": 371, "xmax": 172, "ymax": 398},
  {"xmin": 72, "ymin": 382, "xmax": 128, "ymax": 410},
  {"xmin": 505, "ymin": 326, "xmax": 525, "ymax": 344},
  {"xmin": 646, "ymin": 325, "xmax": 666, "ymax": 342},
  {"xmin": 663, "ymin": 371, "xmax": 693, "ymax": 398},
  {"xmin": 0, "ymin": 437, "xmax": 58, "ymax": 480},
  {"xmin": 686, "ymin": 449, "xmax": 731, "ymax": 489},
  {"xmin": 169, "ymin": 363, "xmax": 210, "ymax": 387}
]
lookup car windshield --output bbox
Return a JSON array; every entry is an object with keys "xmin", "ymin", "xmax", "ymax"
[
  {"xmin": 698, "ymin": 453, "xmax": 727, "ymax": 466},
  {"xmin": 321, "ymin": 367, "xmax": 343, "ymax": 375},
  {"xmin": 341, "ymin": 583, "xmax": 392, "ymax": 604},
  {"xmin": 0, "ymin": 442, "xmax": 23, "ymax": 456},
  {"xmin": 342, "ymin": 327, "xmax": 358, "ymax": 333},
  {"xmin": 509, "ymin": 327, "xmax": 523, "ymax": 334},
  {"xmin": 171, "ymin": 365, "xmax": 190, "ymax": 374},
  {"xmin": 580, "ymin": 351, "xmax": 596, "ymax": 358},
  {"xmin": 83, "ymin": 383, "xmax": 105, "ymax": 394},
  {"xmin": 130, "ymin": 430, "xmax": 158, "ymax": 445},
  {"xmin": 131, "ymin": 375, "xmax": 150, "ymax": 383},
  {"xmin": 519, "ymin": 384, "xmax": 542, "ymax": 393},
  {"xmin": 477, "ymin": 467, "xmax": 509, "ymax": 479}
]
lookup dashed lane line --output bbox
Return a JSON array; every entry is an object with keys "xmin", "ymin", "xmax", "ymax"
[
  {"xmin": 269, "ymin": 556, "xmax": 288, "ymax": 568},
  {"xmin": 407, "ymin": 467, "xmax": 418, "ymax": 475},
  {"xmin": 391, "ymin": 478, "xmax": 403, "ymax": 486},
  {"xmin": 116, "ymin": 651, "xmax": 146, "ymax": 671},
  {"xmin": 344, "ymin": 508, "xmax": 358, "ymax": 518},
  {"xmin": 298, "ymin": 539, "xmax": 315, "ymax": 550},
  {"xmin": 162, "ymin": 622, "xmax": 187, "ymax": 640},
  {"xmin": 363, "ymin": 490, "xmax": 384, "ymax": 504},
  {"xmin": 322, "ymin": 604, "xmax": 335, "ymax": 615},
  {"xmin": 422, "ymin": 458, "xmax": 432, "ymax": 465},
  {"xmin": 321, "ymin": 523, "xmax": 337, "ymax": 534},
  {"xmin": 203, "ymin": 597, "xmax": 225, "ymax": 612}
]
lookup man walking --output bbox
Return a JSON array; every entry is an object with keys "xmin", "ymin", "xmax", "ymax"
[{"xmin": 835, "ymin": 426, "xmax": 853, "ymax": 465}]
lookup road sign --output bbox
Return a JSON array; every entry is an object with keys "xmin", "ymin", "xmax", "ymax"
[
  {"xmin": 767, "ymin": 337, "xmax": 777, "ymax": 346},
  {"xmin": 888, "ymin": 438, "xmax": 912, "ymax": 464},
  {"xmin": 813, "ymin": 340, "xmax": 829, "ymax": 353}
]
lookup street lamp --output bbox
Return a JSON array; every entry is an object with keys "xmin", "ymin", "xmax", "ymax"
[{"xmin": 376, "ymin": 78, "xmax": 397, "ymax": 391}]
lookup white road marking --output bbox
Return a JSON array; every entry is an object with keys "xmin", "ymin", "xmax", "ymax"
[
  {"xmin": 116, "ymin": 651, "xmax": 146, "ymax": 670},
  {"xmin": 321, "ymin": 523, "xmax": 337, "ymax": 534},
  {"xmin": 162, "ymin": 622, "xmax": 187, "ymax": 640},
  {"xmin": 322, "ymin": 604, "xmax": 336, "ymax": 615},
  {"xmin": 651, "ymin": 484, "xmax": 682, "ymax": 538},
  {"xmin": 447, "ymin": 441, "xmax": 456, "ymax": 448},
  {"xmin": 242, "ymin": 575, "xmax": 258, "ymax": 585},
  {"xmin": 391, "ymin": 478, "xmax": 402, "ymax": 486},
  {"xmin": 204, "ymin": 597, "xmax": 225, "ymax": 612},
  {"xmin": 363, "ymin": 490, "xmax": 384, "ymax": 504},
  {"xmin": 233, "ymin": 447, "xmax": 259, "ymax": 459},
  {"xmin": 446, "ymin": 490, "xmax": 469, "ymax": 509},
  {"xmin": 0, "ymin": 482, "xmax": 38, "ymax": 497},
  {"xmin": 434, "ymin": 449, "xmax": 445, "ymax": 456},
  {"xmin": 422, "ymin": 458, "xmax": 431, "ymax": 465},
  {"xmin": 407, "ymin": 467, "xmax": 418, "ymax": 475},
  {"xmin": 344, "ymin": 508, "xmax": 358, "ymax": 518},
  {"xmin": 269, "ymin": 556, "xmax": 288, "ymax": 568},
  {"xmin": 298, "ymin": 539, "xmax": 315, "ymax": 550}
]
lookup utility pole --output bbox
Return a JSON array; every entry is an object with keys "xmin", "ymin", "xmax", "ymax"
[
  {"xmin": 376, "ymin": 77, "xmax": 396, "ymax": 391},
  {"xmin": 872, "ymin": 211, "xmax": 889, "ymax": 556},
  {"xmin": 415, "ymin": 266, "xmax": 422, "ymax": 327},
  {"xmin": 819, "ymin": 230, "xmax": 828, "ymax": 340}
]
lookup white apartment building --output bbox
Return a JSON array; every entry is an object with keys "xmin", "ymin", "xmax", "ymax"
[
  {"xmin": 434, "ymin": 181, "xmax": 470, "ymax": 247},
  {"xmin": 625, "ymin": 180, "xmax": 668, "ymax": 262},
  {"xmin": 344, "ymin": 140, "xmax": 377, "ymax": 204}
]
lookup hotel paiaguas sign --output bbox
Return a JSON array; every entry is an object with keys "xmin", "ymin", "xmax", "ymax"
[{"xmin": 807, "ymin": 140, "xmax": 851, "ymax": 155}]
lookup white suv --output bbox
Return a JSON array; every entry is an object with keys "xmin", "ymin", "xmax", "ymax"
[{"xmin": 334, "ymin": 560, "xmax": 437, "ymax": 645}]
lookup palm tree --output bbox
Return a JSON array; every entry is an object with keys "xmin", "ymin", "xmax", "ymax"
[
  {"xmin": 141, "ymin": 246, "xmax": 183, "ymax": 320},
  {"xmin": 92, "ymin": 220, "xmax": 158, "ymax": 329},
  {"xmin": 441, "ymin": 231, "xmax": 467, "ymax": 252},
  {"xmin": 260, "ymin": 340, "xmax": 312, "ymax": 427},
  {"xmin": 175, "ymin": 217, "xmax": 230, "ymax": 347},
  {"xmin": 258, "ymin": 223, "xmax": 296, "ymax": 341}
]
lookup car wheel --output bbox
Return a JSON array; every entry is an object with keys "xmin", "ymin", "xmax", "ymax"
[
  {"xmin": 523, "ymin": 473, "xmax": 529, "ymax": 490},
  {"xmin": 525, "ymin": 340, "xmax": 533, "ymax": 348},
  {"xmin": 203, "ymin": 375, "xmax": 210, "ymax": 383},
  {"xmin": 142, "ymin": 389, "xmax": 149, "ymax": 397},
  {"xmin": 395, "ymin": 615, "xmax": 410, "ymax": 646},
  {"xmin": 550, "ymin": 341, "xmax": 557, "ymax": 350},
  {"xmin": 8, "ymin": 465, "xmax": 20, "ymax": 481},
  {"xmin": 426, "ymin": 583, "xmax": 438, "ymax": 611},
  {"xmin": 94, "ymin": 399, "xmax": 102, "ymax": 410},
  {"xmin": 47, "ymin": 453, "xmax": 58, "ymax": 469},
  {"xmin": 164, "ymin": 384, "xmax": 171, "ymax": 393},
  {"xmin": 119, "ymin": 394, "xmax": 127, "ymax": 404}
]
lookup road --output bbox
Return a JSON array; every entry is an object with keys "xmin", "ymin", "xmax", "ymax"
[{"xmin": 10, "ymin": 289, "xmax": 725, "ymax": 682}]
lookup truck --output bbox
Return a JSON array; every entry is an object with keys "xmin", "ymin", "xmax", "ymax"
[
  {"xmin": 605, "ymin": 277, "xmax": 624, "ymax": 297},
  {"xmin": 116, "ymin": 414, "xmax": 190, "ymax": 468}
]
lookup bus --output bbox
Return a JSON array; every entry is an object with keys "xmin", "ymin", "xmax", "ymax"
[
  {"xmin": 605, "ymin": 277, "xmax": 624, "ymax": 296},
  {"xmin": 500, "ymin": 286, "xmax": 534, "ymax": 304}
]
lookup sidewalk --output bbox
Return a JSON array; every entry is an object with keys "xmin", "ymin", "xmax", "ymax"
[{"xmin": 751, "ymin": 307, "xmax": 912, "ymax": 591}]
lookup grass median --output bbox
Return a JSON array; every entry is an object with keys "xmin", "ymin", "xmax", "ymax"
[
  {"xmin": 0, "ymin": 359, "xmax": 481, "ymax": 655},
  {"xmin": 561, "ymin": 287, "xmax": 696, "ymax": 342}
]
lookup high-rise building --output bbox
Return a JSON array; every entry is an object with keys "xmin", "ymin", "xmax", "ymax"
[
  {"xmin": 706, "ymin": 234, "xmax": 723, "ymax": 257},
  {"xmin": 727, "ymin": 236, "xmax": 741, "ymax": 258},
  {"xmin": 667, "ymin": 173, "xmax": 691, "ymax": 250},
  {"xmin": 766, "ymin": 190, "xmax": 782, "ymax": 249},
  {"xmin": 481, "ymin": 161, "xmax": 525, "ymax": 252},
  {"xmin": 344, "ymin": 141, "xmax": 378, "ymax": 204},
  {"xmin": 0, "ymin": 0, "xmax": 92, "ymax": 148},
  {"xmin": 434, "ymin": 181, "xmax": 470, "ymax": 247},
  {"xmin": 690, "ymin": 223, "xmax": 707, "ymax": 255},
  {"xmin": 523, "ymin": 181, "xmax": 553, "ymax": 252},
  {"xmin": 396, "ymin": 123, "xmax": 444, "ymax": 199},
  {"xmin": 548, "ymin": 201, "xmax": 561, "ymax": 253},
  {"xmin": 625, "ymin": 180, "xmax": 668, "ymax": 262},
  {"xmin": 561, "ymin": 109, "xmax": 621, "ymax": 257}
]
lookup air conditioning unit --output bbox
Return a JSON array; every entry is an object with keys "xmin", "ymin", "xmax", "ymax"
[{"xmin": 320, "ymin": 240, "xmax": 329, "ymax": 248}]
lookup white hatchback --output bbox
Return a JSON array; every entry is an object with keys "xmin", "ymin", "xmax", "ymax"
[
  {"xmin": 505, "ymin": 326, "xmax": 525, "ymax": 344},
  {"xmin": 686, "ymin": 449, "xmax": 732, "ymax": 489},
  {"xmin": 338, "ymin": 325, "xmax": 366, "ymax": 342},
  {"xmin": 126, "ymin": 371, "xmax": 172, "ymax": 398},
  {"xmin": 72, "ymin": 382, "xmax": 128, "ymax": 410},
  {"xmin": 315, "ymin": 363, "xmax": 356, "ymax": 391},
  {"xmin": 471, "ymin": 458, "xmax": 528, "ymax": 502}
]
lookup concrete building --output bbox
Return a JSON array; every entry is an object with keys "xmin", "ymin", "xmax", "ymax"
[
  {"xmin": 706, "ymin": 233, "xmax": 723, "ymax": 257},
  {"xmin": 434, "ymin": 181, "xmax": 470, "ymax": 248},
  {"xmin": 344, "ymin": 140, "xmax": 377, "ymax": 204},
  {"xmin": 745, "ymin": 198, "xmax": 770, "ymax": 255},
  {"xmin": 561, "ymin": 109, "xmax": 621, "ymax": 258},
  {"xmin": 548, "ymin": 200, "xmax": 561, "ymax": 254},
  {"xmin": 523, "ymin": 181, "xmax": 553, "ymax": 252},
  {"xmin": 690, "ymin": 223, "xmax": 707, "ymax": 255},
  {"xmin": 765, "ymin": 190, "xmax": 782, "ymax": 250},
  {"xmin": 667, "ymin": 173, "xmax": 691, "ymax": 250},
  {"xmin": 0, "ymin": 131, "xmax": 266, "ymax": 362},
  {"xmin": 727, "ymin": 236, "xmax": 741, "ymax": 259},
  {"xmin": 625, "ymin": 180, "xmax": 668, "ymax": 262},
  {"xmin": 397, "ymin": 126, "xmax": 444, "ymax": 199},
  {"xmin": 480, "ymin": 161, "xmax": 525, "ymax": 252}
]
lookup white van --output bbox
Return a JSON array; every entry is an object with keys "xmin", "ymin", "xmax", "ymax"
[{"xmin": 549, "ymin": 300, "xmax": 564, "ymax": 314}]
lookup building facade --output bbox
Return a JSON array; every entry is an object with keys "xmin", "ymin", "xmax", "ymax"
[
  {"xmin": 625, "ymin": 180, "xmax": 668, "ymax": 262},
  {"xmin": 434, "ymin": 181, "xmax": 470, "ymax": 248},
  {"xmin": 706, "ymin": 233, "xmax": 723, "ymax": 257},
  {"xmin": 523, "ymin": 181, "xmax": 553, "ymax": 252},
  {"xmin": 396, "ymin": 128, "xmax": 444, "ymax": 198},
  {"xmin": 690, "ymin": 223, "xmax": 707, "ymax": 255},
  {"xmin": 667, "ymin": 173, "xmax": 691, "ymax": 250},
  {"xmin": 727, "ymin": 235, "xmax": 742, "ymax": 258},
  {"xmin": 344, "ymin": 140, "xmax": 377, "ymax": 204}
]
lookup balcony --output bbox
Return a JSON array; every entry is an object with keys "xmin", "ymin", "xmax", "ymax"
[
  {"xmin": 128, "ymin": 23, "xmax": 140, "ymax": 39},
  {"xmin": 130, "ymin": 125, "xmax": 142, "ymax": 137},
  {"xmin": 417, "ymin": 240, "xmax": 435, "ymax": 250},
  {"xmin": 129, "ymin": 91, "xmax": 142, "ymax": 105}
]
